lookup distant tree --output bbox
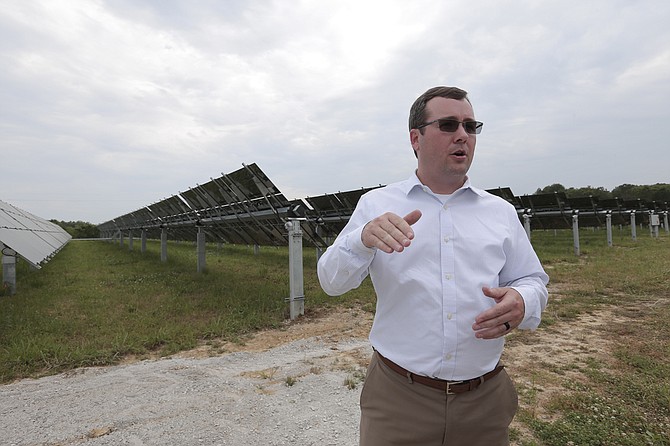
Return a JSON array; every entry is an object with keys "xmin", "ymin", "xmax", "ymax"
[
  {"xmin": 51, "ymin": 220, "xmax": 100, "ymax": 239},
  {"xmin": 533, "ymin": 183, "xmax": 670, "ymax": 204},
  {"xmin": 610, "ymin": 184, "xmax": 637, "ymax": 200},
  {"xmin": 647, "ymin": 184, "xmax": 670, "ymax": 203},
  {"xmin": 564, "ymin": 186, "xmax": 612, "ymax": 199},
  {"xmin": 611, "ymin": 183, "xmax": 670, "ymax": 203},
  {"xmin": 534, "ymin": 183, "xmax": 566, "ymax": 194}
]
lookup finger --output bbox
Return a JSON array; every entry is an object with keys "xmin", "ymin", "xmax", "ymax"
[
  {"xmin": 472, "ymin": 311, "xmax": 510, "ymax": 331},
  {"xmin": 474, "ymin": 323, "xmax": 512, "ymax": 339},
  {"xmin": 381, "ymin": 213, "xmax": 418, "ymax": 248},
  {"xmin": 362, "ymin": 211, "xmax": 421, "ymax": 253},
  {"xmin": 387, "ymin": 212, "xmax": 416, "ymax": 239},
  {"xmin": 482, "ymin": 286, "xmax": 506, "ymax": 302},
  {"xmin": 403, "ymin": 209, "xmax": 422, "ymax": 228},
  {"xmin": 362, "ymin": 215, "xmax": 410, "ymax": 252},
  {"xmin": 479, "ymin": 287, "xmax": 524, "ymax": 320},
  {"xmin": 379, "ymin": 219, "xmax": 413, "ymax": 251},
  {"xmin": 474, "ymin": 302, "xmax": 507, "ymax": 326},
  {"xmin": 372, "ymin": 230, "xmax": 406, "ymax": 253},
  {"xmin": 362, "ymin": 225, "xmax": 399, "ymax": 253}
]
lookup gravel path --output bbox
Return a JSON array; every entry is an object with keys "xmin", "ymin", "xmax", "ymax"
[
  {"xmin": 0, "ymin": 336, "xmax": 371, "ymax": 446},
  {"xmin": 2, "ymin": 290, "xmax": 619, "ymax": 446}
]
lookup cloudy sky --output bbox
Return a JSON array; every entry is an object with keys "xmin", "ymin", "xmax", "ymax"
[{"xmin": 2, "ymin": 0, "xmax": 668, "ymax": 224}]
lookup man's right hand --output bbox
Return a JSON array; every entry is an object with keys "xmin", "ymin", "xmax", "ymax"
[{"xmin": 361, "ymin": 210, "xmax": 422, "ymax": 253}]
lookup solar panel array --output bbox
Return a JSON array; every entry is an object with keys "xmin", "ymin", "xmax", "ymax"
[
  {"xmin": 99, "ymin": 163, "xmax": 668, "ymax": 248},
  {"xmin": 98, "ymin": 163, "xmax": 328, "ymax": 247},
  {"xmin": 0, "ymin": 199, "xmax": 72, "ymax": 268},
  {"xmin": 495, "ymin": 191, "xmax": 668, "ymax": 230}
]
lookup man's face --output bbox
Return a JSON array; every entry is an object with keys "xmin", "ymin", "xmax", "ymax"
[{"xmin": 410, "ymin": 97, "xmax": 477, "ymax": 193}]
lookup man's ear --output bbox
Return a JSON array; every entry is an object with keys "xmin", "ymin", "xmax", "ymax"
[{"xmin": 409, "ymin": 128, "xmax": 421, "ymax": 155}]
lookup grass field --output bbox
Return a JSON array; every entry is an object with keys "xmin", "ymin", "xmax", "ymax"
[
  {"xmin": 509, "ymin": 229, "xmax": 670, "ymax": 445},
  {"xmin": 1, "ymin": 228, "xmax": 668, "ymax": 444}
]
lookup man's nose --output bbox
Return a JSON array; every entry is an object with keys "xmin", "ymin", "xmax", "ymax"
[{"xmin": 454, "ymin": 123, "xmax": 470, "ymax": 141}]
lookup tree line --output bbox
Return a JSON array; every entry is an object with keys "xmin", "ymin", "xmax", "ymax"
[
  {"xmin": 51, "ymin": 220, "xmax": 100, "ymax": 239},
  {"xmin": 534, "ymin": 183, "xmax": 670, "ymax": 203}
]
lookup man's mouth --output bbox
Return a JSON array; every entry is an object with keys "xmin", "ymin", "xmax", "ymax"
[{"xmin": 452, "ymin": 149, "xmax": 467, "ymax": 157}]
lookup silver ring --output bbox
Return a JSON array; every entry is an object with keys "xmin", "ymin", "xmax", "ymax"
[{"xmin": 503, "ymin": 321, "xmax": 511, "ymax": 331}]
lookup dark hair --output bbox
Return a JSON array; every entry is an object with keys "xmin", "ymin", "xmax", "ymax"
[{"xmin": 408, "ymin": 86, "xmax": 470, "ymax": 131}]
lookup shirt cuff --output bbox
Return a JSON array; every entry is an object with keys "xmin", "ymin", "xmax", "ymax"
[
  {"xmin": 513, "ymin": 286, "xmax": 542, "ymax": 330},
  {"xmin": 345, "ymin": 225, "xmax": 377, "ymax": 256}
]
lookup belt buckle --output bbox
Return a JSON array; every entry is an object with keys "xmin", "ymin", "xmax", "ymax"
[{"xmin": 445, "ymin": 380, "xmax": 464, "ymax": 395}]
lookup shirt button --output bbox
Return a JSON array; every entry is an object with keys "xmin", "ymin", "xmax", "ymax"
[
  {"xmin": 447, "ymin": 313, "xmax": 453, "ymax": 320},
  {"xmin": 443, "ymin": 203, "xmax": 448, "ymax": 210},
  {"xmin": 445, "ymin": 354, "xmax": 453, "ymax": 360},
  {"xmin": 444, "ymin": 273, "xmax": 453, "ymax": 280},
  {"xmin": 443, "ymin": 236, "xmax": 449, "ymax": 244}
]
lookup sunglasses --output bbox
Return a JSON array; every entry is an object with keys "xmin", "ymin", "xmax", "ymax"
[{"xmin": 417, "ymin": 118, "xmax": 483, "ymax": 135}]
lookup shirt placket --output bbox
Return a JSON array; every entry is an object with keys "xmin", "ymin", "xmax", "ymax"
[{"xmin": 439, "ymin": 200, "xmax": 457, "ymax": 377}]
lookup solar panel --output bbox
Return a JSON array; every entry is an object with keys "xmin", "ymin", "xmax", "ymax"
[
  {"xmin": 148, "ymin": 196, "xmax": 194, "ymax": 222},
  {"xmin": 486, "ymin": 187, "xmax": 521, "ymax": 208},
  {"xmin": 99, "ymin": 163, "xmax": 663, "ymax": 248},
  {"xmin": 0, "ymin": 199, "xmax": 71, "ymax": 268},
  {"xmin": 305, "ymin": 193, "xmax": 344, "ymax": 214},
  {"xmin": 565, "ymin": 196, "xmax": 602, "ymax": 226},
  {"xmin": 98, "ymin": 164, "xmax": 300, "ymax": 247},
  {"xmin": 303, "ymin": 186, "xmax": 382, "ymax": 241},
  {"xmin": 180, "ymin": 187, "xmax": 211, "ymax": 211},
  {"xmin": 518, "ymin": 192, "xmax": 566, "ymax": 212}
]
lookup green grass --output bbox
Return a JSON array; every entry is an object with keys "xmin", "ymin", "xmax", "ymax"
[
  {"xmin": 518, "ymin": 229, "xmax": 670, "ymax": 445},
  {"xmin": 1, "ymin": 228, "xmax": 669, "ymax": 445},
  {"xmin": 0, "ymin": 240, "xmax": 372, "ymax": 382}
]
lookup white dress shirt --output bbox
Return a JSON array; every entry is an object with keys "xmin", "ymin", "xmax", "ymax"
[{"xmin": 317, "ymin": 173, "xmax": 549, "ymax": 381}]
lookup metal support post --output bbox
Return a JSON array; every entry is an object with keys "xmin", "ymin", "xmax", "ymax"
[
  {"xmin": 315, "ymin": 225, "xmax": 324, "ymax": 262},
  {"xmin": 522, "ymin": 211, "xmax": 532, "ymax": 241},
  {"xmin": 285, "ymin": 219, "xmax": 305, "ymax": 320},
  {"xmin": 254, "ymin": 244, "xmax": 260, "ymax": 256},
  {"xmin": 630, "ymin": 212, "xmax": 637, "ymax": 241},
  {"xmin": 119, "ymin": 231, "xmax": 125, "ymax": 247},
  {"xmin": 664, "ymin": 211, "xmax": 669, "ymax": 234},
  {"xmin": 161, "ymin": 227, "xmax": 168, "ymax": 262},
  {"xmin": 2, "ymin": 246, "xmax": 17, "ymax": 296},
  {"xmin": 128, "ymin": 231, "xmax": 133, "ymax": 251},
  {"xmin": 141, "ymin": 229, "xmax": 147, "ymax": 253},
  {"xmin": 197, "ymin": 226, "xmax": 206, "ymax": 273},
  {"xmin": 572, "ymin": 211, "xmax": 580, "ymax": 256},
  {"xmin": 650, "ymin": 212, "xmax": 660, "ymax": 238},
  {"xmin": 606, "ymin": 212, "xmax": 613, "ymax": 247}
]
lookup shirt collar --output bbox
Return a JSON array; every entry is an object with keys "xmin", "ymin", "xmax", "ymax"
[{"xmin": 403, "ymin": 171, "xmax": 488, "ymax": 198}]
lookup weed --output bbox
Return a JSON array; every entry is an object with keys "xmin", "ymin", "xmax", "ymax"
[
  {"xmin": 343, "ymin": 369, "xmax": 366, "ymax": 390},
  {"xmin": 258, "ymin": 367, "xmax": 279, "ymax": 380}
]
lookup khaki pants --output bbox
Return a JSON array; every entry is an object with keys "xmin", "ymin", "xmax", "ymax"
[{"xmin": 360, "ymin": 352, "xmax": 518, "ymax": 446}]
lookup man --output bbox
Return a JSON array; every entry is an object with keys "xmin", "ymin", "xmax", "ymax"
[{"xmin": 317, "ymin": 86, "xmax": 549, "ymax": 446}]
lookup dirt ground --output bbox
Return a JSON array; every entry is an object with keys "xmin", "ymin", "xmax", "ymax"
[
  {"xmin": 2, "ymin": 286, "xmax": 646, "ymax": 445},
  {"xmin": 173, "ymin": 306, "xmax": 375, "ymax": 360},
  {"xmin": 168, "ymin": 285, "xmax": 637, "ymax": 444}
]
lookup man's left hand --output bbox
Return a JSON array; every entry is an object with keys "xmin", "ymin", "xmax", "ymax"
[{"xmin": 472, "ymin": 287, "xmax": 525, "ymax": 339}]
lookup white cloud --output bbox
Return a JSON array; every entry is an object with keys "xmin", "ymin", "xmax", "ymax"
[{"xmin": 1, "ymin": 0, "xmax": 669, "ymax": 222}]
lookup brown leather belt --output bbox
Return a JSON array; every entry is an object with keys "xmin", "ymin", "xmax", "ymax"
[{"xmin": 376, "ymin": 352, "xmax": 504, "ymax": 395}]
